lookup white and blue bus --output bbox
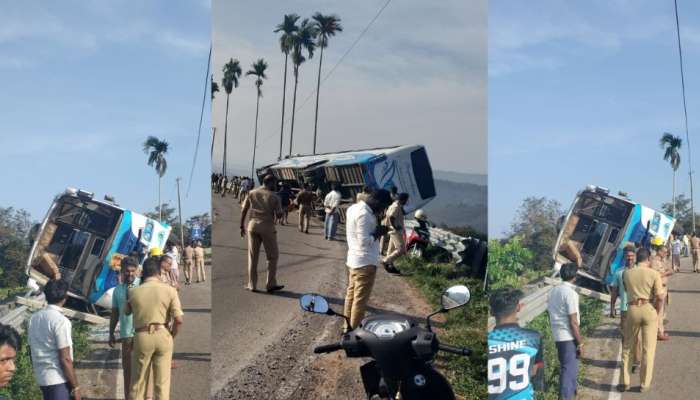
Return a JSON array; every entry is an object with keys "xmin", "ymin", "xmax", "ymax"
[
  {"xmin": 26, "ymin": 188, "xmax": 171, "ymax": 309},
  {"xmin": 257, "ymin": 145, "xmax": 437, "ymax": 220},
  {"xmin": 553, "ymin": 185, "xmax": 675, "ymax": 287}
]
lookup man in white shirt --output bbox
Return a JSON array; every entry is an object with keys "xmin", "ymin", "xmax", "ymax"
[
  {"xmin": 343, "ymin": 189, "xmax": 392, "ymax": 329},
  {"xmin": 28, "ymin": 280, "xmax": 81, "ymax": 400},
  {"xmin": 323, "ymin": 183, "xmax": 342, "ymax": 240},
  {"xmin": 671, "ymin": 234, "xmax": 682, "ymax": 272},
  {"xmin": 547, "ymin": 263, "xmax": 583, "ymax": 400}
]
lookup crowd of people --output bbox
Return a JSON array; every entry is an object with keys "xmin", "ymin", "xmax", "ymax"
[
  {"xmin": 234, "ymin": 173, "xmax": 413, "ymax": 331},
  {"xmin": 0, "ymin": 240, "xmax": 207, "ymax": 400},
  {"xmin": 211, "ymin": 174, "xmax": 253, "ymax": 203},
  {"xmin": 489, "ymin": 230, "xmax": 694, "ymax": 399}
]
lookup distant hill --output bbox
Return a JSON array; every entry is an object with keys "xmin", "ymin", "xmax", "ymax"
[
  {"xmin": 423, "ymin": 179, "xmax": 487, "ymax": 234},
  {"xmin": 433, "ymin": 170, "xmax": 487, "ymax": 186}
]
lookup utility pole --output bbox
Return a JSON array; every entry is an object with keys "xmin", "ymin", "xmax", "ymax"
[{"xmin": 176, "ymin": 177, "xmax": 185, "ymax": 248}]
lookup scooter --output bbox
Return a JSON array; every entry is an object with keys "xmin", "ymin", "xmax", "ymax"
[
  {"xmin": 405, "ymin": 224, "xmax": 431, "ymax": 259},
  {"xmin": 299, "ymin": 285, "xmax": 472, "ymax": 400}
]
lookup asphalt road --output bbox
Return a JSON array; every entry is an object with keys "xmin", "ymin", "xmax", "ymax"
[
  {"xmin": 621, "ymin": 255, "xmax": 700, "ymax": 399},
  {"xmin": 171, "ymin": 266, "xmax": 211, "ymax": 400},
  {"xmin": 210, "ymin": 193, "xmax": 349, "ymax": 396}
]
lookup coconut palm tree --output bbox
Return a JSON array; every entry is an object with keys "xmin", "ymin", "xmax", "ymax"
[
  {"xmin": 143, "ymin": 136, "xmax": 169, "ymax": 222},
  {"xmin": 221, "ymin": 58, "xmax": 242, "ymax": 175},
  {"xmin": 246, "ymin": 58, "xmax": 268, "ymax": 179},
  {"xmin": 311, "ymin": 13, "xmax": 342, "ymax": 155},
  {"xmin": 288, "ymin": 18, "xmax": 319, "ymax": 156},
  {"xmin": 661, "ymin": 132, "xmax": 683, "ymax": 218},
  {"xmin": 274, "ymin": 14, "xmax": 300, "ymax": 160},
  {"xmin": 211, "ymin": 74, "xmax": 219, "ymax": 101}
]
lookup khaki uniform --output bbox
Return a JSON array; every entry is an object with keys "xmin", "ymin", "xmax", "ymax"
[
  {"xmin": 128, "ymin": 279, "xmax": 184, "ymax": 400},
  {"xmin": 621, "ymin": 263, "xmax": 663, "ymax": 390},
  {"xmin": 650, "ymin": 256, "xmax": 671, "ymax": 334},
  {"xmin": 243, "ymin": 187, "xmax": 283, "ymax": 290},
  {"xmin": 296, "ymin": 190, "xmax": 315, "ymax": 232},
  {"xmin": 194, "ymin": 246, "xmax": 205, "ymax": 282},
  {"xmin": 183, "ymin": 246, "xmax": 194, "ymax": 282},
  {"xmin": 382, "ymin": 201, "xmax": 406, "ymax": 264},
  {"xmin": 691, "ymin": 236, "xmax": 700, "ymax": 272},
  {"xmin": 344, "ymin": 265, "xmax": 377, "ymax": 329}
]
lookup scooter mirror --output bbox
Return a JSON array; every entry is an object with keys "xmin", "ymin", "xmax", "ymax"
[
  {"xmin": 441, "ymin": 285, "xmax": 470, "ymax": 310},
  {"xmin": 299, "ymin": 293, "xmax": 330, "ymax": 314}
]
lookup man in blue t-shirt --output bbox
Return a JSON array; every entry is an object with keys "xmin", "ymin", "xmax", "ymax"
[{"xmin": 488, "ymin": 287, "xmax": 544, "ymax": 399}]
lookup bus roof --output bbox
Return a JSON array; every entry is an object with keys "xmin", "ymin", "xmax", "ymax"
[{"xmin": 265, "ymin": 145, "xmax": 422, "ymax": 170}]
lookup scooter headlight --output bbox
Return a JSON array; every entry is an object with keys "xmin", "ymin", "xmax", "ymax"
[{"xmin": 363, "ymin": 319, "xmax": 411, "ymax": 339}]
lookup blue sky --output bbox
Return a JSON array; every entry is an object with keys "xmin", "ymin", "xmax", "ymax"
[
  {"xmin": 211, "ymin": 0, "xmax": 487, "ymax": 177},
  {"xmin": 490, "ymin": 0, "xmax": 700, "ymax": 237},
  {"xmin": 0, "ymin": 1, "xmax": 211, "ymax": 222}
]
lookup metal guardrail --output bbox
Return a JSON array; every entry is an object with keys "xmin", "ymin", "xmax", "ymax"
[
  {"xmin": 0, "ymin": 305, "xmax": 30, "ymax": 332},
  {"xmin": 404, "ymin": 220, "xmax": 467, "ymax": 261},
  {"xmin": 487, "ymin": 277, "xmax": 611, "ymax": 331}
]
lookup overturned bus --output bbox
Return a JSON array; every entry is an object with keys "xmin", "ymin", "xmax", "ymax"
[
  {"xmin": 27, "ymin": 188, "xmax": 171, "ymax": 310},
  {"xmin": 257, "ymin": 145, "xmax": 437, "ymax": 220},
  {"xmin": 553, "ymin": 185, "xmax": 675, "ymax": 289}
]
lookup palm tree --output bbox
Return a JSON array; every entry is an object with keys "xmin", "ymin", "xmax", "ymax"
[
  {"xmin": 311, "ymin": 13, "xmax": 342, "ymax": 155},
  {"xmin": 221, "ymin": 58, "xmax": 242, "ymax": 175},
  {"xmin": 274, "ymin": 14, "xmax": 300, "ymax": 160},
  {"xmin": 288, "ymin": 18, "xmax": 319, "ymax": 156},
  {"xmin": 246, "ymin": 58, "xmax": 268, "ymax": 179},
  {"xmin": 660, "ymin": 132, "xmax": 683, "ymax": 218},
  {"xmin": 211, "ymin": 74, "xmax": 219, "ymax": 101},
  {"xmin": 143, "ymin": 136, "xmax": 169, "ymax": 222}
]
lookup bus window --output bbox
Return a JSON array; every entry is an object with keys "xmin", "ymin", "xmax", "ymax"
[
  {"xmin": 91, "ymin": 238, "xmax": 105, "ymax": 257},
  {"xmin": 61, "ymin": 230, "xmax": 90, "ymax": 271},
  {"xmin": 410, "ymin": 148, "xmax": 436, "ymax": 200},
  {"xmin": 608, "ymin": 228, "xmax": 619, "ymax": 244},
  {"xmin": 47, "ymin": 224, "xmax": 74, "ymax": 255}
]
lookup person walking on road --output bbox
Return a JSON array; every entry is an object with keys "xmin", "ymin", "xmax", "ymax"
[
  {"xmin": 277, "ymin": 183, "xmax": 292, "ymax": 225},
  {"xmin": 126, "ymin": 257, "xmax": 184, "ymax": 400},
  {"xmin": 343, "ymin": 190, "xmax": 391, "ymax": 330},
  {"xmin": 547, "ymin": 263, "xmax": 583, "ymax": 400},
  {"xmin": 323, "ymin": 183, "xmax": 342, "ymax": 240},
  {"xmin": 240, "ymin": 174, "xmax": 285, "ymax": 293},
  {"xmin": 671, "ymin": 234, "xmax": 682, "ymax": 272},
  {"xmin": 651, "ymin": 243, "xmax": 672, "ymax": 340},
  {"xmin": 382, "ymin": 193, "xmax": 409, "ymax": 275},
  {"xmin": 691, "ymin": 232, "xmax": 700, "ymax": 272},
  {"xmin": 295, "ymin": 184, "xmax": 315, "ymax": 234},
  {"xmin": 194, "ymin": 241, "xmax": 206, "ymax": 283},
  {"xmin": 183, "ymin": 242, "xmax": 194, "ymax": 285},
  {"xmin": 28, "ymin": 280, "xmax": 82, "ymax": 400},
  {"xmin": 0, "ymin": 324, "xmax": 21, "ymax": 393},
  {"xmin": 109, "ymin": 257, "xmax": 141, "ymax": 400},
  {"xmin": 620, "ymin": 248, "xmax": 665, "ymax": 392}
]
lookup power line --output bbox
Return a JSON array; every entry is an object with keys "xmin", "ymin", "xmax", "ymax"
[
  {"xmin": 256, "ymin": 0, "xmax": 393, "ymax": 148},
  {"xmin": 187, "ymin": 44, "xmax": 212, "ymax": 197},
  {"xmin": 674, "ymin": 0, "xmax": 695, "ymax": 231}
]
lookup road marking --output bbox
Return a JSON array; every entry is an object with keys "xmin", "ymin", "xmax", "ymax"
[{"xmin": 608, "ymin": 342, "xmax": 622, "ymax": 400}]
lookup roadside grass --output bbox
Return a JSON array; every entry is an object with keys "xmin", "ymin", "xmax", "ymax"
[
  {"xmin": 395, "ymin": 256, "xmax": 487, "ymax": 399},
  {"xmin": 0, "ymin": 320, "xmax": 93, "ymax": 400},
  {"xmin": 527, "ymin": 297, "xmax": 604, "ymax": 400},
  {"xmin": 0, "ymin": 286, "xmax": 26, "ymax": 303}
]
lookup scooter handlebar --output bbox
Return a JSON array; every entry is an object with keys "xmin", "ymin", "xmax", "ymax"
[
  {"xmin": 313, "ymin": 343, "xmax": 343, "ymax": 354},
  {"xmin": 438, "ymin": 343, "xmax": 471, "ymax": 356}
]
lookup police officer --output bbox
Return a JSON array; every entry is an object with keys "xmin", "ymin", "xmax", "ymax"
[
  {"xmin": 691, "ymin": 232, "xmax": 700, "ymax": 273},
  {"xmin": 126, "ymin": 257, "xmax": 184, "ymax": 400},
  {"xmin": 650, "ymin": 240, "xmax": 672, "ymax": 341},
  {"xmin": 240, "ymin": 174, "xmax": 284, "ymax": 293},
  {"xmin": 194, "ymin": 241, "xmax": 206, "ymax": 283},
  {"xmin": 295, "ymin": 184, "xmax": 315, "ymax": 234},
  {"xmin": 620, "ymin": 248, "xmax": 664, "ymax": 392}
]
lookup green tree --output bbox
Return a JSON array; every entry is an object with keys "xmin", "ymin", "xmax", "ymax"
[
  {"xmin": 661, "ymin": 194, "xmax": 697, "ymax": 234},
  {"xmin": 508, "ymin": 197, "xmax": 563, "ymax": 270},
  {"xmin": 288, "ymin": 18, "xmax": 319, "ymax": 155},
  {"xmin": 246, "ymin": 58, "xmax": 268, "ymax": 179},
  {"xmin": 311, "ymin": 13, "xmax": 342, "ymax": 154},
  {"xmin": 274, "ymin": 13, "xmax": 300, "ymax": 160},
  {"xmin": 142, "ymin": 136, "xmax": 169, "ymax": 222},
  {"xmin": 211, "ymin": 74, "xmax": 219, "ymax": 101},
  {"xmin": 660, "ymin": 132, "xmax": 682, "ymax": 218},
  {"xmin": 221, "ymin": 58, "xmax": 242, "ymax": 174},
  {"xmin": 0, "ymin": 207, "xmax": 33, "ymax": 289},
  {"xmin": 487, "ymin": 237, "xmax": 533, "ymax": 290}
]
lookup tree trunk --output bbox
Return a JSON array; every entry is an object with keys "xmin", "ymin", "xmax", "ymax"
[
  {"xmin": 312, "ymin": 40, "xmax": 324, "ymax": 155},
  {"xmin": 252, "ymin": 93, "xmax": 260, "ymax": 180},
  {"xmin": 223, "ymin": 93, "xmax": 230, "ymax": 175},
  {"xmin": 289, "ymin": 66, "xmax": 299, "ymax": 156},
  {"xmin": 279, "ymin": 53, "xmax": 289, "ymax": 160},
  {"xmin": 158, "ymin": 175, "xmax": 162, "ymax": 222},
  {"xmin": 673, "ymin": 169, "xmax": 677, "ymax": 218}
]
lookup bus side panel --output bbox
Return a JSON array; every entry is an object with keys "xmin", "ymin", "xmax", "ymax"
[
  {"xmin": 88, "ymin": 211, "xmax": 135, "ymax": 304},
  {"xmin": 606, "ymin": 205, "xmax": 642, "ymax": 284}
]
